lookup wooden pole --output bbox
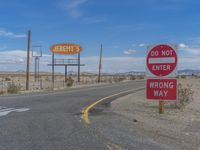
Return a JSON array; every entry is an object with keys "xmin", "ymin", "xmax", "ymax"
[
  {"xmin": 52, "ymin": 52, "xmax": 55, "ymax": 88},
  {"xmin": 98, "ymin": 44, "xmax": 103, "ymax": 83},
  {"xmin": 34, "ymin": 57, "xmax": 37, "ymax": 82},
  {"xmin": 37, "ymin": 57, "xmax": 40, "ymax": 81},
  {"xmin": 78, "ymin": 53, "xmax": 80, "ymax": 82},
  {"xmin": 26, "ymin": 30, "xmax": 31, "ymax": 90},
  {"xmin": 159, "ymin": 101, "xmax": 164, "ymax": 114}
]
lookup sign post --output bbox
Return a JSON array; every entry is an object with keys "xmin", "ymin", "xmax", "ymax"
[{"xmin": 146, "ymin": 44, "xmax": 178, "ymax": 114}]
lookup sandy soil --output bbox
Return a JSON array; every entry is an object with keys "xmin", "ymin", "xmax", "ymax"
[{"xmin": 111, "ymin": 77, "xmax": 200, "ymax": 150}]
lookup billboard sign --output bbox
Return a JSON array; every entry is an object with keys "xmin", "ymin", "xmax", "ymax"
[{"xmin": 50, "ymin": 44, "xmax": 82, "ymax": 55}]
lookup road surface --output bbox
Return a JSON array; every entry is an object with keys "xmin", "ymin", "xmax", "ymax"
[{"xmin": 0, "ymin": 81, "xmax": 167, "ymax": 150}]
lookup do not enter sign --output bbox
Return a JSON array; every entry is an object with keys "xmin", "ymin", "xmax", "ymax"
[{"xmin": 146, "ymin": 44, "xmax": 178, "ymax": 77}]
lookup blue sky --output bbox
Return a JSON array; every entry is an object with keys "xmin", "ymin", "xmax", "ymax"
[{"xmin": 0, "ymin": 0, "xmax": 200, "ymax": 73}]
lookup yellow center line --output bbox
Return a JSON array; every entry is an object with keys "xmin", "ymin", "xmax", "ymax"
[{"xmin": 81, "ymin": 87, "xmax": 144, "ymax": 124}]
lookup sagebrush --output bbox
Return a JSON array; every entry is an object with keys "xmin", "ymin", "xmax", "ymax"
[
  {"xmin": 7, "ymin": 82, "xmax": 21, "ymax": 94},
  {"xmin": 176, "ymin": 83, "xmax": 194, "ymax": 109}
]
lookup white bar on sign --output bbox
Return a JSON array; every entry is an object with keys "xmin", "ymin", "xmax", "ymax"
[{"xmin": 149, "ymin": 57, "xmax": 175, "ymax": 64}]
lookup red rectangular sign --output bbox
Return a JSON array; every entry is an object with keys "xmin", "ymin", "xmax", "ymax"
[{"xmin": 146, "ymin": 79, "xmax": 177, "ymax": 100}]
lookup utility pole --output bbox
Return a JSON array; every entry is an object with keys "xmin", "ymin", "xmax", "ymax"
[
  {"xmin": 26, "ymin": 30, "xmax": 31, "ymax": 90},
  {"xmin": 98, "ymin": 44, "xmax": 103, "ymax": 83},
  {"xmin": 78, "ymin": 53, "xmax": 81, "ymax": 82},
  {"xmin": 52, "ymin": 52, "xmax": 55, "ymax": 88}
]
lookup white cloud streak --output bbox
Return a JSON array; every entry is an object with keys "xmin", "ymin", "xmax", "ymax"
[
  {"xmin": 178, "ymin": 43, "xmax": 200, "ymax": 56},
  {"xmin": 178, "ymin": 43, "xmax": 189, "ymax": 48},
  {"xmin": 0, "ymin": 50, "xmax": 200, "ymax": 73},
  {"xmin": 139, "ymin": 43, "xmax": 146, "ymax": 47},
  {"xmin": 123, "ymin": 49, "xmax": 137, "ymax": 55},
  {"xmin": 66, "ymin": 0, "xmax": 88, "ymax": 19},
  {"xmin": 0, "ymin": 29, "xmax": 26, "ymax": 38}
]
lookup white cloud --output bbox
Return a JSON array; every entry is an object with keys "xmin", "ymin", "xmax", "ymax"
[
  {"xmin": 66, "ymin": 0, "xmax": 88, "ymax": 19},
  {"xmin": 62, "ymin": 0, "xmax": 105, "ymax": 24},
  {"xmin": 139, "ymin": 43, "xmax": 146, "ymax": 47},
  {"xmin": 0, "ymin": 50, "xmax": 200, "ymax": 73},
  {"xmin": 178, "ymin": 43, "xmax": 200, "ymax": 56},
  {"xmin": 0, "ymin": 50, "xmax": 26, "ymax": 64},
  {"xmin": 0, "ymin": 50, "xmax": 145, "ymax": 73},
  {"xmin": 182, "ymin": 47, "xmax": 200, "ymax": 55},
  {"xmin": 81, "ymin": 56, "xmax": 145, "ymax": 73},
  {"xmin": 123, "ymin": 49, "xmax": 137, "ymax": 55},
  {"xmin": 0, "ymin": 29, "xmax": 26, "ymax": 38},
  {"xmin": 178, "ymin": 43, "xmax": 189, "ymax": 48},
  {"xmin": 178, "ymin": 56, "xmax": 200, "ymax": 70}
]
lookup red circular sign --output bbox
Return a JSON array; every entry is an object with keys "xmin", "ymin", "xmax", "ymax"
[{"xmin": 146, "ymin": 44, "xmax": 177, "ymax": 76}]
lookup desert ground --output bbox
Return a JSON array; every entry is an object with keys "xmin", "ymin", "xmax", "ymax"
[
  {"xmin": 110, "ymin": 76, "xmax": 200, "ymax": 150},
  {"xmin": 0, "ymin": 72, "xmax": 144, "ymax": 95}
]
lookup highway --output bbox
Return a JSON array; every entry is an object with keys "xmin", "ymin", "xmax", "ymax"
[{"xmin": 0, "ymin": 80, "xmax": 166, "ymax": 150}]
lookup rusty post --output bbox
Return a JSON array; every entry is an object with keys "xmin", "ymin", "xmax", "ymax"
[{"xmin": 65, "ymin": 65, "xmax": 68, "ymax": 83}]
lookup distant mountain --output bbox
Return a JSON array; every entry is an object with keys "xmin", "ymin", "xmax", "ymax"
[
  {"xmin": 68, "ymin": 71, "xmax": 77, "ymax": 75},
  {"xmin": 81, "ymin": 72, "xmax": 97, "ymax": 76},
  {"xmin": 16, "ymin": 70, "xmax": 25, "ymax": 73},
  {"xmin": 178, "ymin": 69, "xmax": 200, "ymax": 75},
  {"xmin": 100, "ymin": 71, "xmax": 145, "ymax": 76},
  {"xmin": 114, "ymin": 71, "xmax": 145, "ymax": 76}
]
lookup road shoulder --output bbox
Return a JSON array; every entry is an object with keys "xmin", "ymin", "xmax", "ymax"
[{"xmin": 88, "ymin": 78, "xmax": 200, "ymax": 150}]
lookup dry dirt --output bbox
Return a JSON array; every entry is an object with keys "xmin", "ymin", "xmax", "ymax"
[
  {"xmin": 0, "ymin": 72, "xmax": 144, "ymax": 94},
  {"xmin": 111, "ymin": 77, "xmax": 200, "ymax": 150}
]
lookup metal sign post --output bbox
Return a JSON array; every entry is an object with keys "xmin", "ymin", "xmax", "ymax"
[
  {"xmin": 65, "ymin": 65, "xmax": 68, "ymax": 83},
  {"xmin": 49, "ymin": 43, "xmax": 84, "ymax": 87},
  {"xmin": 32, "ymin": 45, "xmax": 42, "ymax": 82}
]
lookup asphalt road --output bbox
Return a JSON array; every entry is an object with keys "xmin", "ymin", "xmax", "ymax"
[{"xmin": 0, "ymin": 80, "xmax": 165, "ymax": 150}]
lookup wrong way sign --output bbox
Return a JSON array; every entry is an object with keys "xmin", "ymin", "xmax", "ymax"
[
  {"xmin": 146, "ymin": 79, "xmax": 177, "ymax": 100},
  {"xmin": 146, "ymin": 44, "xmax": 178, "ymax": 77}
]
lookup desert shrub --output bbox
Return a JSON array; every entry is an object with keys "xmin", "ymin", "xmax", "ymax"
[
  {"xmin": 5, "ymin": 77, "xmax": 11, "ymax": 81},
  {"xmin": 176, "ymin": 83, "xmax": 194, "ymax": 109},
  {"xmin": 118, "ymin": 77, "xmax": 126, "ymax": 82},
  {"xmin": 180, "ymin": 75, "xmax": 187, "ymax": 79},
  {"xmin": 0, "ymin": 91, "xmax": 4, "ymax": 95},
  {"xmin": 130, "ymin": 75, "xmax": 136, "ymax": 80},
  {"xmin": 193, "ymin": 75, "xmax": 200, "ymax": 79},
  {"xmin": 138, "ymin": 75, "xmax": 145, "ymax": 80},
  {"xmin": 113, "ymin": 77, "xmax": 119, "ymax": 83},
  {"xmin": 66, "ymin": 77, "xmax": 74, "ymax": 87},
  {"xmin": 113, "ymin": 77, "xmax": 126, "ymax": 83},
  {"xmin": 45, "ymin": 77, "xmax": 49, "ymax": 81},
  {"xmin": 108, "ymin": 78, "xmax": 113, "ymax": 83},
  {"xmin": 7, "ymin": 82, "xmax": 21, "ymax": 94}
]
